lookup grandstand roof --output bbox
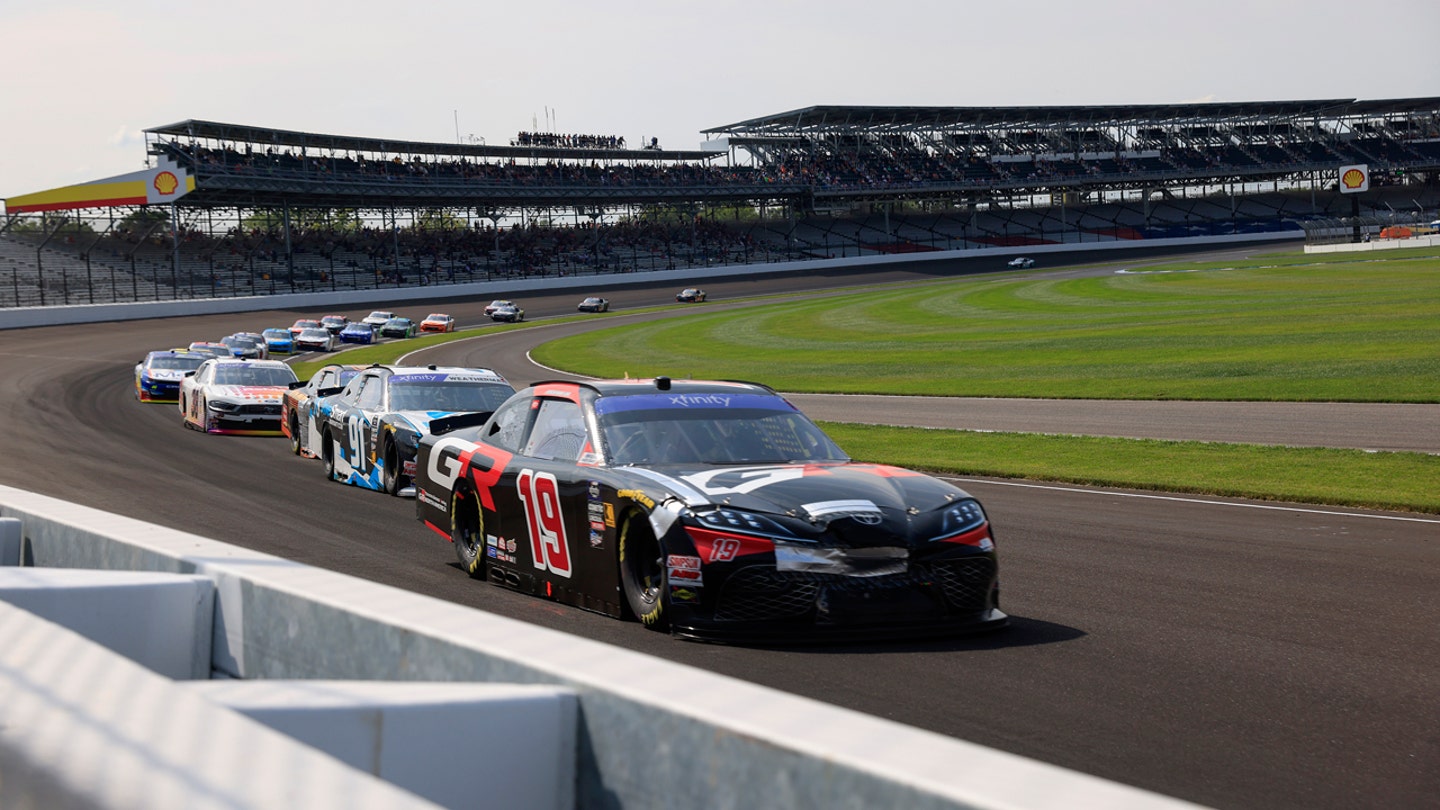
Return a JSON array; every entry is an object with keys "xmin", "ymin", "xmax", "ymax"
[
  {"xmin": 146, "ymin": 119, "xmax": 719, "ymax": 162},
  {"xmin": 703, "ymin": 97, "xmax": 1440, "ymax": 133}
]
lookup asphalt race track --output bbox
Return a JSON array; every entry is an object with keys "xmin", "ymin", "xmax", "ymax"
[{"xmin": 3, "ymin": 248, "xmax": 1438, "ymax": 810}]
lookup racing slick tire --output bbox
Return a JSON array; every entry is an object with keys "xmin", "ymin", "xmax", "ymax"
[
  {"xmin": 451, "ymin": 486, "xmax": 486, "ymax": 580},
  {"xmin": 381, "ymin": 438, "xmax": 401, "ymax": 496},
  {"xmin": 288, "ymin": 412, "xmax": 302, "ymax": 455},
  {"xmin": 618, "ymin": 510, "xmax": 668, "ymax": 630},
  {"xmin": 322, "ymin": 432, "xmax": 338, "ymax": 481}
]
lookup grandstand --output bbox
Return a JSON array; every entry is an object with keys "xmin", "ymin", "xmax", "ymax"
[{"xmin": 3, "ymin": 97, "xmax": 1438, "ymax": 308}]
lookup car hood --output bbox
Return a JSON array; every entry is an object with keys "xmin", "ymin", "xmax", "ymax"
[
  {"xmin": 144, "ymin": 369, "xmax": 188, "ymax": 381},
  {"xmin": 391, "ymin": 410, "xmax": 465, "ymax": 433},
  {"xmin": 618, "ymin": 461, "xmax": 973, "ymax": 545},
  {"xmin": 206, "ymin": 385, "xmax": 287, "ymax": 403}
]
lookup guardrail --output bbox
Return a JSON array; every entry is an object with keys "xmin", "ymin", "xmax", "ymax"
[
  {"xmin": 0, "ymin": 485, "xmax": 1207, "ymax": 810},
  {"xmin": 0, "ymin": 231, "xmax": 1299, "ymax": 331}
]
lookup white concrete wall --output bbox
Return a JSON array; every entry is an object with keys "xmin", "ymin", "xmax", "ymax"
[
  {"xmin": 0, "ymin": 599, "xmax": 446, "ymax": 810},
  {"xmin": 1304, "ymin": 233, "xmax": 1440, "ymax": 254},
  {"xmin": 0, "ymin": 483, "xmax": 1207, "ymax": 810}
]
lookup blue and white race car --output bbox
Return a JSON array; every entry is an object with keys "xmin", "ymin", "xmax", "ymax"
[
  {"xmin": 134, "ymin": 350, "xmax": 207, "ymax": 402},
  {"xmin": 319, "ymin": 366, "xmax": 515, "ymax": 495},
  {"xmin": 261, "ymin": 328, "xmax": 295, "ymax": 355}
]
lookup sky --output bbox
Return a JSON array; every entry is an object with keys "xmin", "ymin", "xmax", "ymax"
[{"xmin": 3, "ymin": 0, "xmax": 1438, "ymax": 201}]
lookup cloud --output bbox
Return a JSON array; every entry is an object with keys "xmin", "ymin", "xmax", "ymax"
[{"xmin": 107, "ymin": 126, "xmax": 143, "ymax": 147}]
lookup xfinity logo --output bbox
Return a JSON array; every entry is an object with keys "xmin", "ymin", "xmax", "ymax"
[{"xmin": 669, "ymin": 394, "xmax": 731, "ymax": 408}]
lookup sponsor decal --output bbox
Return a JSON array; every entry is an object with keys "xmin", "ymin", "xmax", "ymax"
[
  {"xmin": 666, "ymin": 554, "xmax": 703, "ymax": 583},
  {"xmin": 486, "ymin": 546, "xmax": 499, "ymax": 558},
  {"xmin": 616, "ymin": 489, "xmax": 655, "ymax": 509},
  {"xmin": 669, "ymin": 587, "xmax": 700, "ymax": 603},
  {"xmin": 588, "ymin": 481, "xmax": 601, "ymax": 500},
  {"xmin": 417, "ymin": 488, "xmax": 446, "ymax": 511},
  {"xmin": 603, "ymin": 503, "xmax": 616, "ymax": 528},
  {"xmin": 587, "ymin": 502, "xmax": 605, "ymax": 521},
  {"xmin": 590, "ymin": 520, "xmax": 605, "ymax": 532},
  {"xmin": 590, "ymin": 530, "xmax": 604, "ymax": 548},
  {"xmin": 485, "ymin": 535, "xmax": 498, "ymax": 548}
]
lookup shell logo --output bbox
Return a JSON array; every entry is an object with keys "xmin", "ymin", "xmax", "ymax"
[
  {"xmin": 153, "ymin": 171, "xmax": 180, "ymax": 196},
  {"xmin": 1341, "ymin": 168, "xmax": 1366, "ymax": 190}
]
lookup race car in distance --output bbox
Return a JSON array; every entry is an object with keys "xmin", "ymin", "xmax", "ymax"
[
  {"xmin": 319, "ymin": 315, "xmax": 350, "ymax": 334},
  {"xmin": 339, "ymin": 321, "xmax": 379, "ymax": 345},
  {"xmin": 134, "ymin": 350, "xmax": 207, "ymax": 402},
  {"xmin": 577, "ymin": 297, "xmax": 610, "ymax": 313},
  {"xmin": 178, "ymin": 358, "xmax": 299, "ymax": 435},
  {"xmin": 294, "ymin": 327, "xmax": 340, "ymax": 353},
  {"xmin": 676, "ymin": 288, "xmax": 706, "ymax": 302},
  {"xmin": 283, "ymin": 363, "xmax": 368, "ymax": 458},
  {"xmin": 489, "ymin": 304, "xmax": 524, "ymax": 323},
  {"xmin": 320, "ymin": 366, "xmax": 515, "ymax": 495},
  {"xmin": 1007, "ymin": 257, "xmax": 1035, "ymax": 268},
  {"xmin": 261, "ymin": 328, "xmax": 295, "ymax": 355},
  {"xmin": 221, "ymin": 334, "xmax": 268, "ymax": 360},
  {"xmin": 289, "ymin": 318, "xmax": 323, "ymax": 338},
  {"xmin": 362, "ymin": 310, "xmax": 396, "ymax": 327},
  {"xmin": 483, "ymin": 300, "xmax": 515, "ymax": 317},
  {"xmin": 412, "ymin": 377, "xmax": 1007, "ymax": 642},
  {"xmin": 380, "ymin": 317, "xmax": 418, "ymax": 339},
  {"xmin": 420, "ymin": 313, "xmax": 456, "ymax": 333},
  {"xmin": 187, "ymin": 341, "xmax": 232, "ymax": 360}
]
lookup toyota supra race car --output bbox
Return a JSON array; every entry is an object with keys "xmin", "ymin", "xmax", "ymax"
[
  {"xmin": 320, "ymin": 366, "xmax": 515, "ymax": 495},
  {"xmin": 412, "ymin": 377, "xmax": 1007, "ymax": 642},
  {"xmin": 178, "ymin": 358, "xmax": 299, "ymax": 435}
]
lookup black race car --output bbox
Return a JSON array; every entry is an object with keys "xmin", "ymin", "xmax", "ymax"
[
  {"xmin": 412, "ymin": 377, "xmax": 1006, "ymax": 642},
  {"xmin": 676, "ymin": 287, "xmax": 706, "ymax": 302}
]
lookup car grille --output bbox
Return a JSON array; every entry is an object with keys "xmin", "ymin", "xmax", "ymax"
[
  {"xmin": 235, "ymin": 404, "xmax": 281, "ymax": 416},
  {"xmin": 710, "ymin": 557, "xmax": 995, "ymax": 622}
]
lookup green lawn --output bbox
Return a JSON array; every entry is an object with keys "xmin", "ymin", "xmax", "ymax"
[
  {"xmin": 532, "ymin": 251, "xmax": 1440, "ymax": 402},
  {"xmin": 293, "ymin": 248, "xmax": 1440, "ymax": 513}
]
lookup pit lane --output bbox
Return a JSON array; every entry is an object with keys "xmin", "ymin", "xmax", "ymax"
[{"xmin": 5, "ymin": 248, "xmax": 1438, "ymax": 810}]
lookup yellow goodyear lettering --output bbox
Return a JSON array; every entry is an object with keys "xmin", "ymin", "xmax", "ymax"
[{"xmin": 616, "ymin": 489, "xmax": 655, "ymax": 509}]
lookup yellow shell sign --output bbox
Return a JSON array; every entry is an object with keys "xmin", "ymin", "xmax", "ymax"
[
  {"xmin": 153, "ymin": 171, "xmax": 180, "ymax": 196},
  {"xmin": 1338, "ymin": 164, "xmax": 1369, "ymax": 194}
]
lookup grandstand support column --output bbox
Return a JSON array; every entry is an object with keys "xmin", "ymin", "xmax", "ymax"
[
  {"xmin": 168, "ymin": 203, "xmax": 180, "ymax": 300},
  {"xmin": 283, "ymin": 204, "xmax": 295, "ymax": 292}
]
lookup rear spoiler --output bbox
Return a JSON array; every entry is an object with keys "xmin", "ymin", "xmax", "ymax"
[{"xmin": 429, "ymin": 410, "xmax": 494, "ymax": 437}]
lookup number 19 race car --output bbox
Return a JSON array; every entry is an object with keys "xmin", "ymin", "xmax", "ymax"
[{"xmin": 412, "ymin": 377, "xmax": 1007, "ymax": 642}]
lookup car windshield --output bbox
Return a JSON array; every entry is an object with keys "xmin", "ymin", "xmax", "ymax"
[
  {"xmin": 263, "ymin": 330, "xmax": 288, "ymax": 339},
  {"xmin": 211, "ymin": 365, "xmax": 298, "ymax": 386},
  {"xmin": 298, "ymin": 329, "xmax": 329, "ymax": 339},
  {"xmin": 595, "ymin": 393, "xmax": 849, "ymax": 466},
  {"xmin": 426, "ymin": 314, "xmax": 446, "ymax": 321},
  {"xmin": 385, "ymin": 319, "xmax": 409, "ymax": 327},
  {"xmin": 149, "ymin": 355, "xmax": 206, "ymax": 371},
  {"xmin": 387, "ymin": 380, "xmax": 515, "ymax": 412}
]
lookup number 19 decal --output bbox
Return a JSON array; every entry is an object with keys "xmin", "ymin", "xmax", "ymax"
[{"xmin": 517, "ymin": 469, "xmax": 572, "ymax": 578}]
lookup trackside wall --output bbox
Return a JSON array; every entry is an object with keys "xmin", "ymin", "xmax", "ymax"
[
  {"xmin": 0, "ymin": 484, "xmax": 1207, "ymax": 810},
  {"xmin": 0, "ymin": 232, "xmax": 1299, "ymax": 331}
]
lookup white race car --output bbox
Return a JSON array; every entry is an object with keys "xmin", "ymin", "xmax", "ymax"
[
  {"xmin": 178, "ymin": 358, "xmax": 298, "ymax": 435},
  {"xmin": 1007, "ymin": 257, "xmax": 1036, "ymax": 268}
]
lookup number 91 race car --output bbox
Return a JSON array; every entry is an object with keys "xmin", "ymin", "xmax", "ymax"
[{"xmin": 413, "ymin": 377, "xmax": 1007, "ymax": 643}]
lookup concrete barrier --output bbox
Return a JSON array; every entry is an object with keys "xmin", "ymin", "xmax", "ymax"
[
  {"xmin": 0, "ymin": 568, "xmax": 213, "ymax": 679},
  {"xmin": 0, "ymin": 600, "xmax": 446, "ymax": 810},
  {"xmin": 0, "ymin": 232, "xmax": 1299, "ymax": 331},
  {"xmin": 1304, "ymin": 233, "xmax": 1440, "ymax": 253},
  {"xmin": 0, "ymin": 517, "xmax": 18, "ymax": 565},
  {"xmin": 0, "ymin": 483, "xmax": 1207, "ymax": 810},
  {"xmin": 190, "ymin": 681, "xmax": 576, "ymax": 810}
]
